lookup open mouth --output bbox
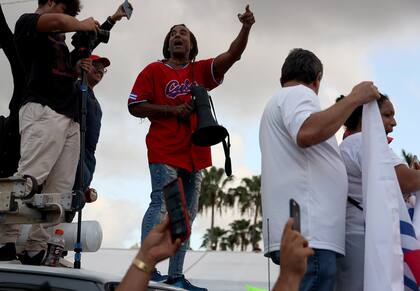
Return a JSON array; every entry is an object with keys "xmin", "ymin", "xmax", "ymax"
[{"xmin": 173, "ymin": 39, "xmax": 184, "ymax": 48}]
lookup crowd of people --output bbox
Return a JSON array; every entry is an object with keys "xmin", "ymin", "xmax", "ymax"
[{"xmin": 0, "ymin": 1, "xmax": 419, "ymax": 291}]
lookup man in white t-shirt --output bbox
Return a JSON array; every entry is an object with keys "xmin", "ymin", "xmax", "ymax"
[{"xmin": 259, "ymin": 48, "xmax": 380, "ymax": 291}]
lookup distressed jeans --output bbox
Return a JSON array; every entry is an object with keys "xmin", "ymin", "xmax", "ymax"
[{"xmin": 141, "ymin": 163, "xmax": 202, "ymax": 279}]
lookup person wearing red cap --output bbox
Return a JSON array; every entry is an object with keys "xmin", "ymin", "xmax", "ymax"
[
  {"xmin": 0, "ymin": 0, "xmax": 98, "ymax": 265},
  {"xmin": 0, "ymin": 1, "xmax": 129, "ymax": 265},
  {"xmin": 72, "ymin": 54, "xmax": 110, "ymax": 194},
  {"xmin": 70, "ymin": 2, "xmax": 131, "ymax": 197}
]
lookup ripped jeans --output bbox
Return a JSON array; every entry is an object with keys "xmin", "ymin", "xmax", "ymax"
[{"xmin": 141, "ymin": 163, "xmax": 202, "ymax": 279}]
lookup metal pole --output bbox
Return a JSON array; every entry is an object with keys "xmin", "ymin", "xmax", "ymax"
[{"xmin": 74, "ymin": 69, "xmax": 88, "ymax": 269}]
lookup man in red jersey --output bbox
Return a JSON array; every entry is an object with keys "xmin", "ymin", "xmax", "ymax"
[{"xmin": 127, "ymin": 5, "xmax": 254, "ymax": 291}]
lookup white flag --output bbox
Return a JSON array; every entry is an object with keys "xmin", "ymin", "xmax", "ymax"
[
  {"xmin": 362, "ymin": 101, "xmax": 404, "ymax": 291},
  {"xmin": 413, "ymin": 192, "xmax": 420, "ymax": 240}
]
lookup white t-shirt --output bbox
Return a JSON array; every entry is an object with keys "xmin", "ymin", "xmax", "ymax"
[
  {"xmin": 339, "ymin": 132, "xmax": 405, "ymax": 235},
  {"xmin": 259, "ymin": 85, "xmax": 348, "ymax": 255}
]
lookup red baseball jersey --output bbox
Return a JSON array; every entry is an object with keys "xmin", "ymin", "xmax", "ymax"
[{"xmin": 128, "ymin": 59, "xmax": 222, "ymax": 172}]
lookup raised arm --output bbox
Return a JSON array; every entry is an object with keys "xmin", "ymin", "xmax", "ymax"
[
  {"xmin": 395, "ymin": 164, "xmax": 420, "ymax": 194},
  {"xmin": 93, "ymin": 3, "xmax": 131, "ymax": 49},
  {"xmin": 296, "ymin": 81, "xmax": 380, "ymax": 148},
  {"xmin": 212, "ymin": 5, "xmax": 255, "ymax": 80},
  {"xmin": 36, "ymin": 13, "xmax": 98, "ymax": 33},
  {"xmin": 273, "ymin": 219, "xmax": 314, "ymax": 291},
  {"xmin": 117, "ymin": 218, "xmax": 181, "ymax": 291}
]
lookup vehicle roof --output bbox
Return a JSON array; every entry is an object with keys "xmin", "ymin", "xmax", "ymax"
[
  {"xmin": 0, "ymin": 262, "xmax": 121, "ymax": 284},
  {"xmin": 0, "ymin": 262, "xmax": 186, "ymax": 291}
]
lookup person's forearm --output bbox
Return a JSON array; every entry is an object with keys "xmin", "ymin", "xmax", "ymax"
[
  {"xmin": 396, "ymin": 165, "xmax": 420, "ymax": 194},
  {"xmin": 116, "ymin": 265, "xmax": 150, "ymax": 291},
  {"xmin": 100, "ymin": 16, "xmax": 115, "ymax": 31},
  {"xmin": 213, "ymin": 25, "xmax": 251, "ymax": 79},
  {"xmin": 272, "ymin": 274, "xmax": 301, "ymax": 291},
  {"xmin": 297, "ymin": 95, "xmax": 360, "ymax": 147},
  {"xmin": 129, "ymin": 103, "xmax": 172, "ymax": 119},
  {"xmin": 226, "ymin": 25, "xmax": 251, "ymax": 62},
  {"xmin": 92, "ymin": 17, "xmax": 115, "ymax": 50},
  {"xmin": 36, "ymin": 14, "xmax": 86, "ymax": 33}
]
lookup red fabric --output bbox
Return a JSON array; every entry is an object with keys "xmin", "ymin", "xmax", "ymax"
[
  {"xmin": 405, "ymin": 250, "xmax": 420, "ymax": 284},
  {"xmin": 128, "ymin": 59, "xmax": 221, "ymax": 172}
]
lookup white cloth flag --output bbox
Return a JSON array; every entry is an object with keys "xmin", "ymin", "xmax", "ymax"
[
  {"xmin": 413, "ymin": 192, "xmax": 420, "ymax": 239},
  {"xmin": 362, "ymin": 101, "xmax": 404, "ymax": 291}
]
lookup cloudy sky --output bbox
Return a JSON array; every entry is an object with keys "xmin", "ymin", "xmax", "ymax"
[{"xmin": 1, "ymin": 0, "xmax": 420, "ymax": 250}]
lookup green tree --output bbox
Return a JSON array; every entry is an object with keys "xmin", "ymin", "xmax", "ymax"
[
  {"xmin": 229, "ymin": 219, "xmax": 251, "ymax": 251},
  {"xmin": 402, "ymin": 149, "xmax": 414, "ymax": 165},
  {"xmin": 230, "ymin": 175, "xmax": 262, "ymax": 249},
  {"xmin": 198, "ymin": 166, "xmax": 234, "ymax": 249},
  {"xmin": 219, "ymin": 233, "xmax": 236, "ymax": 251},
  {"xmin": 200, "ymin": 227, "xmax": 227, "ymax": 250},
  {"xmin": 248, "ymin": 221, "xmax": 263, "ymax": 251}
]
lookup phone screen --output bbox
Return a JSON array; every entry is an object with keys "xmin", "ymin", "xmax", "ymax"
[
  {"xmin": 289, "ymin": 198, "xmax": 301, "ymax": 232},
  {"xmin": 122, "ymin": 0, "xmax": 133, "ymax": 19}
]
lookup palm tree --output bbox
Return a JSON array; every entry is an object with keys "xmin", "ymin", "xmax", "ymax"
[
  {"xmin": 229, "ymin": 175, "xmax": 262, "ymax": 249},
  {"xmin": 402, "ymin": 149, "xmax": 414, "ymax": 165},
  {"xmin": 219, "ymin": 233, "xmax": 236, "ymax": 251},
  {"xmin": 198, "ymin": 166, "xmax": 234, "ymax": 249},
  {"xmin": 200, "ymin": 227, "xmax": 227, "ymax": 250},
  {"xmin": 248, "ymin": 221, "xmax": 263, "ymax": 251},
  {"xmin": 229, "ymin": 219, "xmax": 251, "ymax": 251}
]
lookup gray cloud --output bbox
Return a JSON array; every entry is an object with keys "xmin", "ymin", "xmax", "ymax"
[{"xmin": 1, "ymin": 0, "xmax": 420, "ymax": 247}]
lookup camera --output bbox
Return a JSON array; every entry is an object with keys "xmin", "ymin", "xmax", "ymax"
[{"xmin": 71, "ymin": 29, "xmax": 110, "ymax": 61}]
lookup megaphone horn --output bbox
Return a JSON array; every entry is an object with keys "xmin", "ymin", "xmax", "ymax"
[{"xmin": 191, "ymin": 85, "xmax": 228, "ymax": 147}]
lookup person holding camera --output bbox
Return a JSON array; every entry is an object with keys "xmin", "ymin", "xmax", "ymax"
[
  {"xmin": 0, "ymin": 0, "xmax": 98, "ymax": 265},
  {"xmin": 259, "ymin": 48, "xmax": 380, "ymax": 291},
  {"xmin": 127, "ymin": 5, "xmax": 255, "ymax": 290},
  {"xmin": 72, "ymin": 3, "xmax": 131, "ymax": 198}
]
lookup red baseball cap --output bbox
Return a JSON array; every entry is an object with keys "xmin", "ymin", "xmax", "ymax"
[{"xmin": 89, "ymin": 55, "xmax": 110, "ymax": 67}]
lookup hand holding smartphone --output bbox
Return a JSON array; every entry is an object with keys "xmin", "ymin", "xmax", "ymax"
[
  {"xmin": 163, "ymin": 178, "xmax": 191, "ymax": 243},
  {"xmin": 122, "ymin": 0, "xmax": 133, "ymax": 19},
  {"xmin": 289, "ymin": 198, "xmax": 301, "ymax": 232}
]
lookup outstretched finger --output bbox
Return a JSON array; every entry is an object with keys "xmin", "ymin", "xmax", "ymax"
[{"xmin": 245, "ymin": 4, "xmax": 250, "ymax": 12}]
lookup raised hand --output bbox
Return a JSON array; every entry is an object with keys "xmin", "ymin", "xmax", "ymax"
[
  {"xmin": 137, "ymin": 217, "xmax": 181, "ymax": 268},
  {"xmin": 111, "ymin": 2, "xmax": 132, "ymax": 22},
  {"xmin": 237, "ymin": 5, "xmax": 255, "ymax": 29},
  {"xmin": 279, "ymin": 218, "xmax": 314, "ymax": 282},
  {"xmin": 348, "ymin": 81, "xmax": 381, "ymax": 106}
]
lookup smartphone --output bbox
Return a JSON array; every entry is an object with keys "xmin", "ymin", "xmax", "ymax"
[
  {"xmin": 122, "ymin": 0, "xmax": 133, "ymax": 20},
  {"xmin": 289, "ymin": 198, "xmax": 301, "ymax": 232},
  {"xmin": 163, "ymin": 178, "xmax": 191, "ymax": 242}
]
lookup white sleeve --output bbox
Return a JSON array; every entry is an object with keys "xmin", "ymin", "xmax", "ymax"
[{"xmin": 280, "ymin": 88, "xmax": 319, "ymax": 144}]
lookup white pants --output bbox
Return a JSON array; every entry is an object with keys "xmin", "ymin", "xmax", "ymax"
[{"xmin": 0, "ymin": 103, "xmax": 80, "ymax": 251}]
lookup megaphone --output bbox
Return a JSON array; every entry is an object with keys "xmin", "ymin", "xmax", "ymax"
[{"xmin": 191, "ymin": 85, "xmax": 228, "ymax": 147}]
